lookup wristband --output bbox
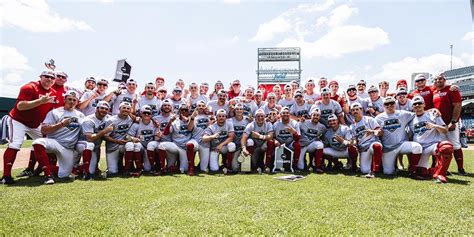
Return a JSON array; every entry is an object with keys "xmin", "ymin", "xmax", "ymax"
[
  {"xmin": 343, "ymin": 140, "xmax": 349, "ymax": 146},
  {"xmin": 451, "ymin": 120, "xmax": 457, "ymax": 124}
]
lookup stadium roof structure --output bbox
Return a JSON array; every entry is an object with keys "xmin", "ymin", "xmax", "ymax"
[{"xmin": 444, "ymin": 65, "xmax": 474, "ymax": 80}]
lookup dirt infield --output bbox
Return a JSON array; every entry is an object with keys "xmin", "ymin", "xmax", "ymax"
[{"xmin": 1, "ymin": 145, "xmax": 473, "ymax": 171}]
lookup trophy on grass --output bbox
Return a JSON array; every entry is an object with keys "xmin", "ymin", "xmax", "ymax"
[
  {"xmin": 273, "ymin": 144, "xmax": 294, "ymax": 173},
  {"xmin": 238, "ymin": 152, "xmax": 252, "ymax": 173}
]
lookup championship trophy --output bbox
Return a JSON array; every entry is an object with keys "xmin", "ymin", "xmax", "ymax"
[{"xmin": 273, "ymin": 144, "xmax": 294, "ymax": 173}]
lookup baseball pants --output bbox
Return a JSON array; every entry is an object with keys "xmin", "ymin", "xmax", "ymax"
[
  {"xmin": 32, "ymin": 138, "xmax": 76, "ymax": 178},
  {"xmin": 382, "ymin": 141, "xmax": 422, "ymax": 175}
]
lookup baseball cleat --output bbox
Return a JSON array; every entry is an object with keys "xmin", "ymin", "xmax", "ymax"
[
  {"xmin": 264, "ymin": 167, "xmax": 271, "ymax": 173},
  {"xmin": 17, "ymin": 169, "xmax": 34, "ymax": 178},
  {"xmin": 434, "ymin": 175, "xmax": 447, "ymax": 183},
  {"xmin": 458, "ymin": 169, "xmax": 467, "ymax": 176},
  {"xmin": 314, "ymin": 168, "xmax": 324, "ymax": 174},
  {"xmin": 101, "ymin": 171, "xmax": 108, "ymax": 179},
  {"xmin": 222, "ymin": 168, "xmax": 228, "ymax": 175},
  {"xmin": 365, "ymin": 172, "xmax": 375, "ymax": 179},
  {"xmin": 1, "ymin": 176, "xmax": 15, "ymax": 185},
  {"xmin": 257, "ymin": 167, "xmax": 262, "ymax": 175},
  {"xmin": 83, "ymin": 173, "xmax": 93, "ymax": 180},
  {"xmin": 44, "ymin": 176, "xmax": 55, "ymax": 185}
]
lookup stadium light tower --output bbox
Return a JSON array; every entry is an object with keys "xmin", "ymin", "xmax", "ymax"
[{"xmin": 450, "ymin": 44, "xmax": 453, "ymax": 70}]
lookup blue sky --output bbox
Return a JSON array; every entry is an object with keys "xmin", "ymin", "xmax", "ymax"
[{"xmin": 1, "ymin": 0, "xmax": 472, "ymax": 98}]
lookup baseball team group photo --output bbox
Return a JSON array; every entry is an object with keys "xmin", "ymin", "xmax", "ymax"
[{"xmin": 1, "ymin": 0, "xmax": 473, "ymax": 235}]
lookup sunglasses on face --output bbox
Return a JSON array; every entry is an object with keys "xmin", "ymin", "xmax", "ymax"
[
  {"xmin": 233, "ymin": 84, "xmax": 240, "ymax": 86},
  {"xmin": 384, "ymin": 102, "xmax": 395, "ymax": 106},
  {"xmin": 415, "ymin": 80, "xmax": 426, "ymax": 83},
  {"xmin": 43, "ymin": 75, "xmax": 55, "ymax": 80},
  {"xmin": 348, "ymin": 89, "xmax": 356, "ymax": 92},
  {"xmin": 413, "ymin": 102, "xmax": 423, "ymax": 106},
  {"xmin": 98, "ymin": 83, "xmax": 108, "ymax": 87},
  {"xmin": 142, "ymin": 112, "xmax": 152, "ymax": 115},
  {"xmin": 174, "ymin": 91, "xmax": 182, "ymax": 94}
]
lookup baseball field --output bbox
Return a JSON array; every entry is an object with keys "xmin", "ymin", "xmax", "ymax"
[{"xmin": 0, "ymin": 149, "xmax": 472, "ymax": 235}]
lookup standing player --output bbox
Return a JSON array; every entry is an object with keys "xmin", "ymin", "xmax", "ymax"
[
  {"xmin": 350, "ymin": 103, "xmax": 383, "ymax": 178},
  {"xmin": 136, "ymin": 82, "xmax": 162, "ymax": 117},
  {"xmin": 241, "ymin": 109, "xmax": 274, "ymax": 173},
  {"xmin": 323, "ymin": 114, "xmax": 358, "ymax": 172},
  {"xmin": 31, "ymin": 90, "xmax": 85, "ymax": 184},
  {"xmin": 303, "ymin": 78, "xmax": 320, "ymax": 104},
  {"xmin": 297, "ymin": 109, "xmax": 326, "ymax": 172},
  {"xmin": 169, "ymin": 87, "xmax": 187, "ymax": 113},
  {"xmin": 110, "ymin": 79, "xmax": 138, "ymax": 115},
  {"xmin": 260, "ymin": 93, "xmax": 282, "ymax": 116},
  {"xmin": 289, "ymin": 90, "xmax": 310, "ymax": 121},
  {"xmin": 202, "ymin": 109, "xmax": 235, "ymax": 173},
  {"xmin": 357, "ymin": 80, "xmax": 369, "ymax": 99},
  {"xmin": 103, "ymin": 102, "xmax": 134, "ymax": 175},
  {"xmin": 207, "ymin": 89, "xmax": 229, "ymax": 115},
  {"xmin": 2, "ymin": 70, "xmax": 57, "ymax": 184},
  {"xmin": 52, "ymin": 71, "xmax": 68, "ymax": 107},
  {"xmin": 271, "ymin": 107, "xmax": 301, "ymax": 172},
  {"xmin": 81, "ymin": 101, "xmax": 113, "ymax": 180},
  {"xmin": 228, "ymin": 80, "xmax": 242, "ymax": 100},
  {"xmin": 78, "ymin": 79, "xmax": 113, "ymax": 116},
  {"xmin": 278, "ymin": 84, "xmax": 295, "ymax": 109},
  {"xmin": 190, "ymin": 100, "xmax": 212, "ymax": 172},
  {"xmin": 432, "ymin": 73, "xmax": 465, "ymax": 175},
  {"xmin": 187, "ymin": 82, "xmax": 208, "ymax": 113},
  {"xmin": 375, "ymin": 96, "xmax": 422, "ymax": 175},
  {"xmin": 395, "ymin": 87, "xmax": 413, "ymax": 112},
  {"xmin": 343, "ymin": 85, "xmax": 369, "ymax": 125},
  {"xmin": 310, "ymin": 87, "xmax": 344, "ymax": 127},
  {"xmin": 239, "ymin": 87, "xmax": 258, "ymax": 117},
  {"xmin": 366, "ymin": 85, "xmax": 384, "ymax": 117}
]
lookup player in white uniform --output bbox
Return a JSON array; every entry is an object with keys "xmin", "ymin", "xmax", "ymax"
[
  {"xmin": 78, "ymin": 79, "xmax": 113, "ymax": 116},
  {"xmin": 260, "ymin": 93, "xmax": 282, "ymax": 116},
  {"xmin": 136, "ymin": 82, "xmax": 162, "ymax": 117},
  {"xmin": 207, "ymin": 89, "xmax": 229, "ymax": 115},
  {"xmin": 278, "ymin": 84, "xmax": 295, "ymax": 109},
  {"xmin": 323, "ymin": 114, "xmax": 358, "ymax": 172},
  {"xmin": 408, "ymin": 96, "xmax": 451, "ymax": 181},
  {"xmin": 202, "ymin": 109, "xmax": 235, "ymax": 173},
  {"xmin": 357, "ymin": 80, "xmax": 369, "ymax": 99},
  {"xmin": 349, "ymin": 103, "xmax": 383, "ymax": 178},
  {"xmin": 310, "ymin": 87, "xmax": 344, "ymax": 127},
  {"xmin": 271, "ymin": 107, "xmax": 301, "ymax": 172},
  {"xmin": 150, "ymin": 100, "xmax": 173, "ymax": 173},
  {"xmin": 366, "ymin": 85, "xmax": 384, "ymax": 117},
  {"xmin": 297, "ymin": 109, "xmax": 326, "ymax": 172},
  {"xmin": 110, "ymin": 79, "xmax": 138, "ymax": 115},
  {"xmin": 81, "ymin": 101, "xmax": 113, "ymax": 180},
  {"xmin": 303, "ymin": 78, "xmax": 320, "ymax": 104},
  {"xmin": 187, "ymin": 83, "xmax": 208, "ymax": 113},
  {"xmin": 103, "ymin": 102, "xmax": 134, "ymax": 175},
  {"xmin": 239, "ymin": 87, "xmax": 258, "ymax": 118},
  {"xmin": 32, "ymin": 90, "xmax": 85, "ymax": 184},
  {"xmin": 159, "ymin": 104, "xmax": 199, "ymax": 175},
  {"xmin": 228, "ymin": 104, "xmax": 250, "ymax": 172},
  {"xmin": 241, "ymin": 109, "xmax": 274, "ymax": 172},
  {"xmin": 375, "ymin": 96, "xmax": 422, "ymax": 175},
  {"xmin": 344, "ymin": 85, "xmax": 369, "ymax": 125},
  {"xmin": 169, "ymin": 87, "xmax": 187, "ymax": 113},
  {"xmin": 191, "ymin": 100, "xmax": 212, "ymax": 172},
  {"xmin": 289, "ymin": 90, "xmax": 310, "ymax": 121},
  {"xmin": 395, "ymin": 87, "xmax": 413, "ymax": 112}
]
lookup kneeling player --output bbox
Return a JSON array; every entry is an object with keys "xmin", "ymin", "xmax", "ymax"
[
  {"xmin": 349, "ymin": 103, "xmax": 383, "ymax": 178},
  {"xmin": 270, "ymin": 107, "xmax": 301, "ymax": 172},
  {"xmin": 297, "ymin": 109, "xmax": 326, "ymax": 173},
  {"xmin": 229, "ymin": 104, "xmax": 250, "ymax": 173},
  {"xmin": 323, "ymin": 114, "xmax": 358, "ymax": 172}
]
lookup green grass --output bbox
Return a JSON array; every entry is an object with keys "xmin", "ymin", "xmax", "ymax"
[
  {"xmin": 0, "ymin": 139, "xmax": 32, "ymax": 149},
  {"xmin": 0, "ymin": 151, "xmax": 473, "ymax": 235}
]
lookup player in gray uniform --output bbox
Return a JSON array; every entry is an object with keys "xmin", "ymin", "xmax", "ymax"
[
  {"xmin": 375, "ymin": 96, "xmax": 422, "ymax": 175},
  {"xmin": 110, "ymin": 78, "xmax": 138, "ymax": 115},
  {"xmin": 187, "ymin": 83, "xmax": 209, "ymax": 113},
  {"xmin": 344, "ymin": 84, "xmax": 369, "ymax": 125},
  {"xmin": 323, "ymin": 114, "xmax": 358, "ymax": 172},
  {"xmin": 297, "ymin": 109, "xmax": 327, "ymax": 172},
  {"xmin": 148, "ymin": 99, "xmax": 173, "ymax": 174},
  {"xmin": 78, "ymin": 79, "xmax": 113, "ymax": 116},
  {"xmin": 237, "ymin": 87, "xmax": 258, "ymax": 117},
  {"xmin": 136, "ymin": 82, "xmax": 162, "ymax": 117},
  {"xmin": 32, "ymin": 90, "xmax": 85, "ymax": 184},
  {"xmin": 191, "ymin": 100, "xmax": 212, "ymax": 172},
  {"xmin": 103, "ymin": 102, "xmax": 134, "ymax": 175},
  {"xmin": 278, "ymin": 84, "xmax": 295, "ymax": 109},
  {"xmin": 202, "ymin": 109, "xmax": 235, "ymax": 173},
  {"xmin": 310, "ymin": 87, "xmax": 344, "ymax": 127},
  {"xmin": 289, "ymin": 90, "xmax": 310, "ymax": 121},
  {"xmin": 395, "ymin": 87, "xmax": 413, "ymax": 112},
  {"xmin": 357, "ymin": 80, "xmax": 369, "ymax": 99},
  {"xmin": 241, "ymin": 109, "xmax": 274, "ymax": 172},
  {"xmin": 228, "ymin": 104, "xmax": 251, "ymax": 172},
  {"xmin": 159, "ymin": 104, "xmax": 199, "ymax": 175},
  {"xmin": 408, "ymin": 96, "xmax": 450, "ymax": 179},
  {"xmin": 366, "ymin": 85, "xmax": 384, "ymax": 117},
  {"xmin": 271, "ymin": 107, "xmax": 301, "ymax": 172},
  {"xmin": 260, "ymin": 92, "xmax": 282, "ymax": 115},
  {"xmin": 254, "ymin": 90, "xmax": 266, "ymax": 109},
  {"xmin": 349, "ymin": 103, "xmax": 383, "ymax": 178},
  {"xmin": 207, "ymin": 89, "xmax": 229, "ymax": 115},
  {"xmin": 303, "ymin": 78, "xmax": 320, "ymax": 104},
  {"xmin": 169, "ymin": 87, "xmax": 187, "ymax": 113},
  {"xmin": 81, "ymin": 101, "xmax": 113, "ymax": 180}
]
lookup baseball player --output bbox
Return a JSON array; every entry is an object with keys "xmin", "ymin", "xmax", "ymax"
[
  {"xmin": 126, "ymin": 105, "xmax": 160, "ymax": 176},
  {"xmin": 158, "ymin": 104, "xmax": 199, "ymax": 175},
  {"xmin": 272, "ymin": 84, "xmax": 283, "ymax": 102},
  {"xmin": 2, "ymin": 70, "xmax": 57, "ymax": 185},
  {"xmin": 136, "ymin": 82, "xmax": 162, "ymax": 117},
  {"xmin": 78, "ymin": 79, "xmax": 113, "ymax": 116},
  {"xmin": 228, "ymin": 104, "xmax": 251, "ymax": 172},
  {"xmin": 260, "ymin": 92, "xmax": 282, "ymax": 116},
  {"xmin": 278, "ymin": 84, "xmax": 295, "ymax": 109},
  {"xmin": 297, "ymin": 109, "xmax": 327, "ymax": 172},
  {"xmin": 329, "ymin": 81, "xmax": 345, "ymax": 108},
  {"xmin": 357, "ymin": 80, "xmax": 369, "ymax": 99},
  {"xmin": 190, "ymin": 100, "xmax": 212, "ymax": 172},
  {"xmin": 169, "ymin": 87, "xmax": 187, "ymax": 113},
  {"xmin": 289, "ymin": 90, "xmax": 310, "ymax": 121},
  {"xmin": 52, "ymin": 71, "xmax": 69, "ymax": 107},
  {"xmin": 238, "ymin": 87, "xmax": 258, "ymax": 117},
  {"xmin": 366, "ymin": 85, "xmax": 384, "ymax": 117},
  {"xmin": 228, "ymin": 80, "xmax": 243, "ymax": 100},
  {"xmin": 103, "ymin": 102, "xmax": 134, "ymax": 175},
  {"xmin": 395, "ymin": 87, "xmax": 413, "ymax": 112},
  {"xmin": 303, "ymin": 78, "xmax": 320, "ymax": 104},
  {"xmin": 202, "ymin": 109, "xmax": 235, "ymax": 173},
  {"xmin": 323, "ymin": 114, "xmax": 358, "ymax": 172},
  {"xmin": 318, "ymin": 77, "xmax": 328, "ymax": 92},
  {"xmin": 432, "ymin": 73, "xmax": 466, "ymax": 176},
  {"xmin": 209, "ymin": 81, "xmax": 224, "ymax": 101},
  {"xmin": 110, "ymin": 78, "xmax": 138, "ymax": 115},
  {"xmin": 375, "ymin": 96, "xmax": 422, "ymax": 175},
  {"xmin": 349, "ymin": 103, "xmax": 383, "ymax": 178},
  {"xmin": 81, "ymin": 101, "xmax": 113, "ymax": 180},
  {"xmin": 343, "ymin": 85, "xmax": 369, "ymax": 125},
  {"xmin": 241, "ymin": 109, "xmax": 274, "ymax": 172},
  {"xmin": 207, "ymin": 89, "xmax": 229, "ymax": 115},
  {"xmin": 431, "ymin": 141, "xmax": 455, "ymax": 183},
  {"xmin": 187, "ymin": 82, "xmax": 208, "ymax": 113},
  {"xmin": 254, "ymin": 90, "xmax": 266, "ymax": 109},
  {"xmin": 270, "ymin": 107, "xmax": 301, "ymax": 172},
  {"xmin": 408, "ymin": 96, "xmax": 449, "ymax": 178},
  {"xmin": 31, "ymin": 90, "xmax": 85, "ymax": 184},
  {"xmin": 199, "ymin": 82, "xmax": 210, "ymax": 99},
  {"xmin": 147, "ymin": 100, "xmax": 173, "ymax": 174},
  {"xmin": 309, "ymin": 87, "xmax": 344, "ymax": 127}
]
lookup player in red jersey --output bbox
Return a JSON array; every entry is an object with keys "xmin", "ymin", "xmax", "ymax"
[
  {"xmin": 410, "ymin": 74, "xmax": 434, "ymax": 109},
  {"xmin": 1, "ymin": 70, "xmax": 58, "ymax": 184},
  {"xmin": 432, "ymin": 73, "xmax": 465, "ymax": 176}
]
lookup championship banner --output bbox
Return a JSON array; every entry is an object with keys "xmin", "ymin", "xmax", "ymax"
[{"xmin": 114, "ymin": 59, "xmax": 132, "ymax": 83}]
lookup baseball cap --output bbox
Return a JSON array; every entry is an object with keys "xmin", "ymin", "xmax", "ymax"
[
  {"xmin": 162, "ymin": 99, "xmax": 172, "ymax": 106},
  {"xmin": 126, "ymin": 78, "xmax": 137, "ymax": 85},
  {"xmin": 280, "ymin": 107, "xmax": 290, "ymax": 113},
  {"xmin": 145, "ymin": 82, "xmax": 155, "ymax": 88},
  {"xmin": 396, "ymin": 79, "xmax": 407, "ymax": 87},
  {"xmin": 350, "ymin": 102, "xmax": 362, "ymax": 110},
  {"xmin": 216, "ymin": 109, "xmax": 226, "ymax": 115},
  {"xmin": 98, "ymin": 78, "xmax": 109, "ymax": 85},
  {"xmin": 347, "ymin": 85, "xmax": 357, "ymax": 92},
  {"xmin": 255, "ymin": 90, "xmax": 263, "ymax": 96},
  {"xmin": 255, "ymin": 109, "xmax": 265, "ymax": 115},
  {"xmin": 215, "ymin": 80, "xmax": 223, "ymax": 85},
  {"xmin": 173, "ymin": 87, "xmax": 182, "ymax": 93},
  {"xmin": 96, "ymin": 101, "xmax": 110, "ymax": 109},
  {"xmin": 329, "ymin": 81, "xmax": 338, "ymax": 86},
  {"xmin": 311, "ymin": 108, "xmax": 321, "ymax": 115},
  {"xmin": 141, "ymin": 105, "xmax": 153, "ymax": 113},
  {"xmin": 234, "ymin": 103, "xmax": 244, "ymax": 110},
  {"xmin": 294, "ymin": 90, "xmax": 303, "ymax": 98},
  {"xmin": 158, "ymin": 86, "xmax": 167, "ymax": 92},
  {"xmin": 232, "ymin": 80, "xmax": 240, "ymax": 85},
  {"xmin": 40, "ymin": 70, "xmax": 56, "ymax": 78},
  {"xmin": 119, "ymin": 101, "xmax": 132, "ymax": 108},
  {"xmin": 414, "ymin": 74, "xmax": 427, "ymax": 82},
  {"xmin": 327, "ymin": 114, "xmax": 338, "ymax": 121},
  {"xmin": 396, "ymin": 87, "xmax": 408, "ymax": 96},
  {"xmin": 368, "ymin": 85, "xmax": 378, "ymax": 93},
  {"xmin": 56, "ymin": 71, "xmax": 68, "ymax": 78},
  {"xmin": 291, "ymin": 80, "xmax": 299, "ymax": 86},
  {"xmin": 200, "ymin": 82, "xmax": 209, "ymax": 87},
  {"xmin": 357, "ymin": 80, "xmax": 366, "ymax": 86},
  {"xmin": 179, "ymin": 103, "xmax": 189, "ymax": 110},
  {"xmin": 412, "ymin": 96, "xmax": 425, "ymax": 104},
  {"xmin": 218, "ymin": 89, "xmax": 227, "ymax": 95},
  {"xmin": 319, "ymin": 77, "xmax": 328, "ymax": 82},
  {"xmin": 383, "ymin": 96, "xmax": 396, "ymax": 104},
  {"xmin": 155, "ymin": 76, "xmax": 165, "ymax": 82},
  {"xmin": 85, "ymin": 77, "xmax": 96, "ymax": 83},
  {"xmin": 64, "ymin": 90, "xmax": 78, "ymax": 99},
  {"xmin": 306, "ymin": 78, "xmax": 315, "ymax": 85},
  {"xmin": 321, "ymin": 87, "xmax": 331, "ymax": 95}
]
